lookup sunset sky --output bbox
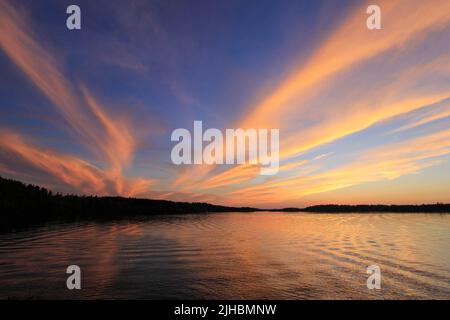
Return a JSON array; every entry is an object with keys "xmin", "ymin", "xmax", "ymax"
[{"xmin": 1, "ymin": 0, "xmax": 450, "ymax": 208}]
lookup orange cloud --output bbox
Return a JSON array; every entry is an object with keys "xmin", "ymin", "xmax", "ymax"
[
  {"xmin": 2, "ymin": 0, "xmax": 450, "ymax": 207},
  {"xmin": 242, "ymin": 0, "xmax": 450, "ymax": 128},
  {"xmin": 0, "ymin": 130, "xmax": 154, "ymax": 196},
  {"xmin": 224, "ymin": 128, "xmax": 450, "ymax": 206},
  {"xmin": 177, "ymin": 0, "xmax": 450, "ymax": 198},
  {"xmin": 0, "ymin": 0, "xmax": 151, "ymax": 195},
  {"xmin": 0, "ymin": 131, "xmax": 106, "ymax": 194}
]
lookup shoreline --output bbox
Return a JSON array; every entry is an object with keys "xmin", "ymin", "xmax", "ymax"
[{"xmin": 2, "ymin": 176, "xmax": 450, "ymax": 230}]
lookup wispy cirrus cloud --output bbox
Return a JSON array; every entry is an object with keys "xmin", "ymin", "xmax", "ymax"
[
  {"xmin": 0, "ymin": 130, "xmax": 107, "ymax": 194},
  {"xmin": 0, "ymin": 130, "xmax": 154, "ymax": 197},
  {"xmin": 167, "ymin": 0, "xmax": 450, "ymax": 205},
  {"xmin": 241, "ymin": 0, "xmax": 450, "ymax": 129},
  {"xmin": 1, "ymin": 0, "xmax": 450, "ymax": 206},
  {"xmin": 224, "ymin": 127, "xmax": 450, "ymax": 206},
  {"xmin": 0, "ymin": 0, "xmax": 152, "ymax": 195}
]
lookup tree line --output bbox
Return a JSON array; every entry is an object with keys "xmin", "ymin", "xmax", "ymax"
[
  {"xmin": 0, "ymin": 176, "xmax": 257, "ymax": 228},
  {"xmin": 1, "ymin": 176, "xmax": 449, "ymax": 229}
]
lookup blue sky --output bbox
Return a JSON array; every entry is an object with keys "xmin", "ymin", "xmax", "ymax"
[{"xmin": 1, "ymin": 0, "xmax": 450, "ymax": 207}]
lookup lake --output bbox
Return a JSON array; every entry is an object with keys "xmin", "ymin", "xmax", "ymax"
[{"xmin": 0, "ymin": 212, "xmax": 449, "ymax": 299}]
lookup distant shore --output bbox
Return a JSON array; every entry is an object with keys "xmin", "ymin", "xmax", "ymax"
[
  {"xmin": 271, "ymin": 204, "xmax": 450, "ymax": 213},
  {"xmin": 1, "ymin": 176, "xmax": 449, "ymax": 229}
]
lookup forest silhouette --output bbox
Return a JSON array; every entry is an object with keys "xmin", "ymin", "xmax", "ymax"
[{"xmin": 1, "ymin": 176, "xmax": 449, "ymax": 228}]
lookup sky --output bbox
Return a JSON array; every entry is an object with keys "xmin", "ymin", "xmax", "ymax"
[{"xmin": 0, "ymin": 0, "xmax": 450, "ymax": 208}]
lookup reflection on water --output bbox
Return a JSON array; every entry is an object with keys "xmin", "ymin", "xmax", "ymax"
[{"xmin": 0, "ymin": 212, "xmax": 449, "ymax": 299}]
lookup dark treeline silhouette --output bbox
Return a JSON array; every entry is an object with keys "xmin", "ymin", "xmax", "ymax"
[
  {"xmin": 299, "ymin": 204, "xmax": 450, "ymax": 213},
  {"xmin": 1, "ymin": 176, "xmax": 449, "ymax": 228},
  {"xmin": 0, "ymin": 176, "xmax": 258, "ymax": 228}
]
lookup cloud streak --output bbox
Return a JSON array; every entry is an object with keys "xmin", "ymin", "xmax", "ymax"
[
  {"xmin": 180, "ymin": 0, "xmax": 450, "ymax": 202},
  {"xmin": 224, "ymin": 127, "xmax": 450, "ymax": 206},
  {"xmin": 0, "ymin": 0, "xmax": 150, "ymax": 195},
  {"xmin": 0, "ymin": 130, "xmax": 153, "ymax": 196},
  {"xmin": 1, "ymin": 0, "xmax": 450, "ymax": 206}
]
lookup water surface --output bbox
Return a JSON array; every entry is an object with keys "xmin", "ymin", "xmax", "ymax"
[{"xmin": 0, "ymin": 212, "xmax": 449, "ymax": 299}]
